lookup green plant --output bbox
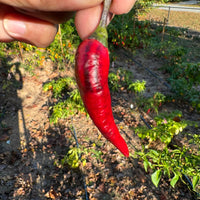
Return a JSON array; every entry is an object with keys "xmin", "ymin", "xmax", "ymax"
[
  {"xmin": 135, "ymin": 111, "xmax": 188, "ymax": 145},
  {"xmin": 46, "ymin": 19, "xmax": 80, "ymax": 69},
  {"xmin": 187, "ymin": 133, "xmax": 200, "ymax": 148},
  {"xmin": 137, "ymin": 92, "xmax": 166, "ymax": 114},
  {"xmin": 43, "ymin": 77, "xmax": 86, "ymax": 123},
  {"xmin": 49, "ymin": 89, "xmax": 86, "ymax": 123},
  {"xmin": 134, "ymin": 146, "xmax": 200, "ymax": 190},
  {"xmin": 167, "ymin": 62, "xmax": 200, "ymax": 111},
  {"xmin": 108, "ymin": 16, "xmax": 152, "ymax": 49},
  {"xmin": 60, "ymin": 145, "xmax": 103, "ymax": 169},
  {"xmin": 43, "ymin": 77, "xmax": 76, "ymax": 98},
  {"xmin": 0, "ymin": 43, "xmax": 7, "ymax": 61},
  {"xmin": 108, "ymin": 68, "xmax": 134, "ymax": 92},
  {"xmin": 128, "ymin": 80, "xmax": 146, "ymax": 93},
  {"xmin": 150, "ymin": 40, "xmax": 187, "ymax": 65},
  {"xmin": 108, "ymin": 71, "xmax": 166, "ymax": 115},
  {"xmin": 148, "ymin": 34, "xmax": 199, "ymax": 111},
  {"xmin": 108, "ymin": 72, "xmax": 121, "ymax": 92},
  {"xmin": 169, "ymin": 62, "xmax": 200, "ymax": 85},
  {"xmin": 133, "ymin": 111, "xmax": 199, "ymax": 191},
  {"xmin": 107, "ymin": 0, "xmax": 166, "ymax": 50},
  {"xmin": 61, "ymin": 147, "xmax": 86, "ymax": 168}
]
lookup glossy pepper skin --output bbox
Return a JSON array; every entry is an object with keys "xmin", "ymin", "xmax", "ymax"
[{"xmin": 75, "ymin": 38, "xmax": 129, "ymax": 157}]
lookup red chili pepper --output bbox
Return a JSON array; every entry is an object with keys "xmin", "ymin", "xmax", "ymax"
[
  {"xmin": 75, "ymin": 0, "xmax": 129, "ymax": 157},
  {"xmin": 75, "ymin": 38, "xmax": 129, "ymax": 157}
]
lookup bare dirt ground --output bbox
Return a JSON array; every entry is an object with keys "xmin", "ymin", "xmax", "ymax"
[{"xmin": 0, "ymin": 48, "xmax": 199, "ymax": 200}]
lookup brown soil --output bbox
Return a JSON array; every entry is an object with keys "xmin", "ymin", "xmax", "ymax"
[{"xmin": 0, "ymin": 49, "xmax": 199, "ymax": 200}]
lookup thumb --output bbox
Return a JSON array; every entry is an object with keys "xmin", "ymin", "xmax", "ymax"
[{"xmin": 3, "ymin": 13, "xmax": 58, "ymax": 47}]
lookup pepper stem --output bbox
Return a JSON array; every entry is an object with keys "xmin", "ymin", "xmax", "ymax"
[
  {"xmin": 99, "ymin": 0, "xmax": 112, "ymax": 28},
  {"xmin": 89, "ymin": 0, "xmax": 112, "ymax": 47}
]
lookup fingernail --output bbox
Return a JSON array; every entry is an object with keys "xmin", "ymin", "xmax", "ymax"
[{"xmin": 4, "ymin": 19, "xmax": 26, "ymax": 37}]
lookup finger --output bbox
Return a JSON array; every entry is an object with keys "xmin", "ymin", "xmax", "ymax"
[
  {"xmin": 0, "ymin": 4, "xmax": 13, "ymax": 42},
  {"xmin": 75, "ymin": 0, "xmax": 136, "ymax": 40},
  {"xmin": 110, "ymin": 0, "xmax": 136, "ymax": 14},
  {"xmin": 16, "ymin": 9, "xmax": 74, "ymax": 24},
  {"xmin": 3, "ymin": 12, "xmax": 58, "ymax": 47},
  {"xmin": 0, "ymin": 0, "xmax": 103, "ymax": 11},
  {"xmin": 75, "ymin": 4, "xmax": 102, "ymax": 40}
]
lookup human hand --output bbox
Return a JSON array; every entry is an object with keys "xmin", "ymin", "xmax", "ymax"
[{"xmin": 0, "ymin": 0, "xmax": 136, "ymax": 47}]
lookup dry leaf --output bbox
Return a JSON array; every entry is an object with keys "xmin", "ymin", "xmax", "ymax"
[
  {"xmin": 173, "ymin": 116, "xmax": 181, "ymax": 122},
  {"xmin": 0, "ymin": 134, "xmax": 9, "ymax": 141},
  {"xmin": 44, "ymin": 188, "xmax": 58, "ymax": 200}
]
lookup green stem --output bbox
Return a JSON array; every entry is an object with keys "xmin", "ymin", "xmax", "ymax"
[{"xmin": 89, "ymin": 0, "xmax": 112, "ymax": 47}]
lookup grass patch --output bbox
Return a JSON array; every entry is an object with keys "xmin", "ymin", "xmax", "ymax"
[{"xmin": 139, "ymin": 8, "xmax": 200, "ymax": 31}]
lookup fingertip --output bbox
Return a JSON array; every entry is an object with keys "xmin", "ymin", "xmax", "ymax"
[
  {"xmin": 75, "ymin": 4, "xmax": 102, "ymax": 40},
  {"xmin": 110, "ymin": 0, "xmax": 136, "ymax": 15},
  {"xmin": 3, "ymin": 18, "xmax": 27, "ymax": 38},
  {"xmin": 3, "ymin": 13, "xmax": 57, "ymax": 47}
]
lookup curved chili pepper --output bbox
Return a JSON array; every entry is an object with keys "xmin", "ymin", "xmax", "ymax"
[
  {"xmin": 75, "ymin": 0, "xmax": 129, "ymax": 157},
  {"xmin": 75, "ymin": 40, "xmax": 129, "ymax": 157}
]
